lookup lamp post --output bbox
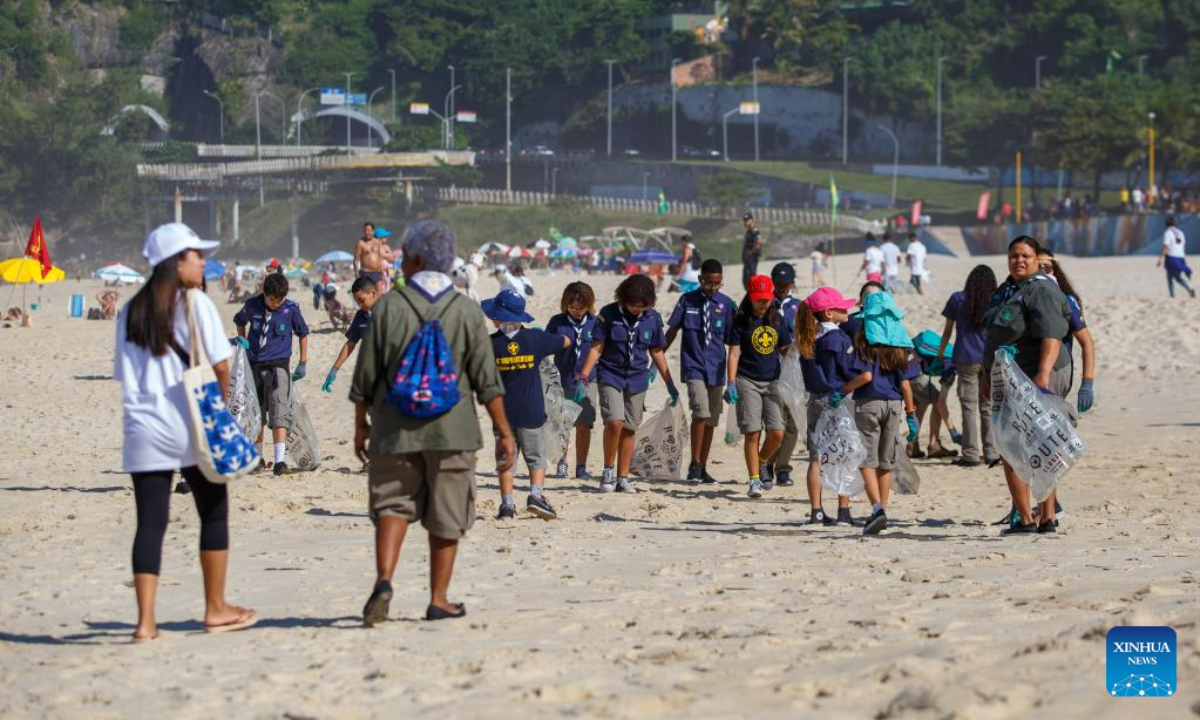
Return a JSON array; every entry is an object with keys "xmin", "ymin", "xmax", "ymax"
[
  {"xmin": 722, "ymin": 107, "xmax": 739, "ymax": 162},
  {"xmin": 367, "ymin": 87, "xmax": 385, "ymax": 148},
  {"xmin": 752, "ymin": 56, "xmax": 760, "ymax": 162},
  {"xmin": 671, "ymin": 58, "xmax": 680, "ymax": 162},
  {"xmin": 551, "ymin": 167, "xmax": 559, "ymax": 195},
  {"xmin": 343, "ymin": 72, "xmax": 355, "ymax": 149},
  {"xmin": 877, "ymin": 124, "xmax": 899, "ymax": 208},
  {"xmin": 388, "ymin": 69, "xmax": 397, "ymax": 123},
  {"xmin": 1138, "ymin": 54, "xmax": 1149, "ymax": 77},
  {"xmin": 1035, "ymin": 55, "xmax": 1046, "ymax": 89},
  {"xmin": 936, "ymin": 56, "xmax": 946, "ymax": 166},
  {"xmin": 506, "ymin": 67, "xmax": 513, "ymax": 193},
  {"xmin": 296, "ymin": 87, "xmax": 318, "ymax": 146},
  {"xmin": 606, "ymin": 59, "xmax": 616, "ymax": 156},
  {"xmin": 842, "ymin": 57, "xmax": 851, "ymax": 165},
  {"xmin": 1148, "ymin": 111, "xmax": 1156, "ymax": 192},
  {"xmin": 203, "ymin": 89, "xmax": 224, "ymax": 143},
  {"xmin": 443, "ymin": 84, "xmax": 461, "ymax": 150},
  {"xmin": 642, "ymin": 171, "xmax": 650, "ymax": 200}
]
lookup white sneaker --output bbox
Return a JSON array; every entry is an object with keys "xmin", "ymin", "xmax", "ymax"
[
  {"xmin": 600, "ymin": 468, "xmax": 616, "ymax": 493},
  {"xmin": 747, "ymin": 479, "xmax": 764, "ymax": 498},
  {"xmin": 616, "ymin": 477, "xmax": 637, "ymax": 494}
]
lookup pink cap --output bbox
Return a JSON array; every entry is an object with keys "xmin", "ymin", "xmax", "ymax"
[{"xmin": 805, "ymin": 286, "xmax": 857, "ymax": 313}]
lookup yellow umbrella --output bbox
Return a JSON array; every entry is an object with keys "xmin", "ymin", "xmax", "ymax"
[{"xmin": 0, "ymin": 257, "xmax": 66, "ymax": 284}]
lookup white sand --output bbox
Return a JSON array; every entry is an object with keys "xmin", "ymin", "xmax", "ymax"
[{"xmin": 1, "ymin": 253, "xmax": 1198, "ymax": 718}]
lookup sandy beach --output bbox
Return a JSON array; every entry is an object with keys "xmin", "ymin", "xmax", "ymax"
[{"xmin": 1, "ymin": 251, "xmax": 1198, "ymax": 719}]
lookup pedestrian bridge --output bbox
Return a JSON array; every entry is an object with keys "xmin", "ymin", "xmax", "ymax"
[{"xmin": 137, "ymin": 150, "xmax": 476, "ymax": 181}]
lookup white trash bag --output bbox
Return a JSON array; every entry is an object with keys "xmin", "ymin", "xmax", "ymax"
[
  {"xmin": 540, "ymin": 358, "xmax": 583, "ymax": 465},
  {"xmin": 723, "ymin": 403, "xmax": 741, "ymax": 445},
  {"xmin": 814, "ymin": 404, "xmax": 866, "ymax": 497},
  {"xmin": 284, "ymin": 385, "xmax": 322, "ymax": 471},
  {"xmin": 778, "ymin": 352, "xmax": 808, "ymax": 435},
  {"xmin": 227, "ymin": 344, "xmax": 262, "ymax": 439},
  {"xmin": 990, "ymin": 348, "xmax": 1086, "ymax": 502},
  {"xmin": 632, "ymin": 401, "xmax": 686, "ymax": 479}
]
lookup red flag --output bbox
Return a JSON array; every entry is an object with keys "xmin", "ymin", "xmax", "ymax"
[
  {"xmin": 910, "ymin": 200, "xmax": 923, "ymax": 226},
  {"xmin": 976, "ymin": 192, "xmax": 991, "ymax": 221},
  {"xmin": 24, "ymin": 216, "xmax": 52, "ymax": 279}
]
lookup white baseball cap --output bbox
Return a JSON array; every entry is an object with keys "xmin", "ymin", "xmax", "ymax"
[{"xmin": 143, "ymin": 223, "xmax": 219, "ymax": 267}]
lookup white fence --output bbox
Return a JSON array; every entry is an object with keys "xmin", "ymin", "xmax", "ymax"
[
  {"xmin": 195, "ymin": 144, "xmax": 383, "ymax": 159},
  {"xmin": 431, "ymin": 187, "xmax": 874, "ymax": 231}
]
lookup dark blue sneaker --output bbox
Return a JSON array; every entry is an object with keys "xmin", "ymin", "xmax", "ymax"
[
  {"xmin": 527, "ymin": 494, "xmax": 557, "ymax": 520},
  {"xmin": 497, "ymin": 503, "xmax": 517, "ymax": 520},
  {"xmin": 862, "ymin": 509, "xmax": 888, "ymax": 536},
  {"xmin": 776, "ymin": 470, "xmax": 794, "ymax": 487}
]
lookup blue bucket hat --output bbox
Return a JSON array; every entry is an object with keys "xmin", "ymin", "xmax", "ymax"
[
  {"xmin": 860, "ymin": 292, "xmax": 913, "ymax": 348},
  {"xmin": 375, "ymin": 227, "xmax": 392, "ymax": 238},
  {"xmin": 482, "ymin": 289, "xmax": 535, "ymax": 323}
]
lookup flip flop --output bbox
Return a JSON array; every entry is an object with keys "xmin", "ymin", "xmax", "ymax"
[
  {"xmin": 425, "ymin": 603, "xmax": 466, "ymax": 621},
  {"xmin": 204, "ymin": 609, "xmax": 258, "ymax": 634}
]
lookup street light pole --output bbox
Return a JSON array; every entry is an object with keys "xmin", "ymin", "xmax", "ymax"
[
  {"xmin": 877, "ymin": 124, "xmax": 899, "ymax": 208},
  {"xmin": 443, "ymin": 84, "xmax": 461, "ymax": 150},
  {"xmin": 606, "ymin": 59, "xmax": 616, "ymax": 157},
  {"xmin": 936, "ymin": 56, "xmax": 946, "ymax": 166},
  {"xmin": 343, "ymin": 72, "xmax": 355, "ymax": 150},
  {"xmin": 723, "ymin": 107, "xmax": 739, "ymax": 161},
  {"xmin": 642, "ymin": 171, "xmax": 650, "ymax": 201},
  {"xmin": 671, "ymin": 58, "xmax": 680, "ymax": 162},
  {"xmin": 506, "ymin": 67, "xmax": 512, "ymax": 193},
  {"xmin": 1035, "ymin": 55, "xmax": 1046, "ymax": 89},
  {"xmin": 388, "ymin": 69, "xmax": 397, "ymax": 124},
  {"xmin": 296, "ymin": 87, "xmax": 318, "ymax": 146},
  {"xmin": 842, "ymin": 57, "xmax": 851, "ymax": 165},
  {"xmin": 367, "ymin": 87, "xmax": 384, "ymax": 148},
  {"xmin": 752, "ymin": 57, "xmax": 760, "ymax": 162},
  {"xmin": 552, "ymin": 167, "xmax": 559, "ymax": 195},
  {"xmin": 203, "ymin": 90, "xmax": 224, "ymax": 143},
  {"xmin": 1148, "ymin": 111, "xmax": 1157, "ymax": 192},
  {"xmin": 1138, "ymin": 54, "xmax": 1149, "ymax": 77}
]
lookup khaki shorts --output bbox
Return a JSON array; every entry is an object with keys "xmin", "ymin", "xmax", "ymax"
[
  {"xmin": 599, "ymin": 384, "xmax": 646, "ymax": 429},
  {"xmin": 252, "ymin": 363, "xmax": 293, "ymax": 430},
  {"xmin": 805, "ymin": 394, "xmax": 831, "ymax": 456},
  {"xmin": 854, "ymin": 399, "xmax": 904, "ymax": 470},
  {"xmin": 367, "ymin": 451, "xmax": 477, "ymax": 539},
  {"xmin": 687, "ymin": 379, "xmax": 724, "ymax": 427},
  {"xmin": 735, "ymin": 376, "xmax": 785, "ymax": 434},
  {"xmin": 513, "ymin": 426, "xmax": 547, "ymax": 471}
]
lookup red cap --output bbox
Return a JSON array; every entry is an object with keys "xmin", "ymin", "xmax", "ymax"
[{"xmin": 747, "ymin": 275, "xmax": 774, "ymax": 302}]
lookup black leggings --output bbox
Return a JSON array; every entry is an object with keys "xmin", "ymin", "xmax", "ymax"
[{"xmin": 131, "ymin": 466, "xmax": 229, "ymax": 575}]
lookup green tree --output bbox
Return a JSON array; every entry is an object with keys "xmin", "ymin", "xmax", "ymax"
[{"xmin": 698, "ymin": 172, "xmax": 756, "ymax": 212}]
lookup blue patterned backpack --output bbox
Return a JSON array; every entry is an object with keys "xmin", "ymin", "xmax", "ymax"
[{"xmin": 387, "ymin": 291, "xmax": 462, "ymax": 419}]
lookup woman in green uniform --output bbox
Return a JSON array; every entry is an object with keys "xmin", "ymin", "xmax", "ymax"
[{"xmin": 982, "ymin": 236, "xmax": 1073, "ymax": 536}]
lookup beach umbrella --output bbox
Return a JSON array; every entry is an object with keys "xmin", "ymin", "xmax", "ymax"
[
  {"xmin": 556, "ymin": 236, "xmax": 578, "ymax": 248},
  {"xmin": 534, "ymin": 239, "xmax": 552, "ymax": 250},
  {"xmin": 93, "ymin": 263, "xmax": 145, "ymax": 284},
  {"xmin": 0, "ymin": 258, "xmax": 66, "ymax": 284},
  {"xmin": 549, "ymin": 247, "xmax": 578, "ymax": 259},
  {"xmin": 478, "ymin": 241, "xmax": 509, "ymax": 254},
  {"xmin": 284, "ymin": 267, "xmax": 306, "ymax": 278},
  {"xmin": 627, "ymin": 249, "xmax": 679, "ymax": 265},
  {"xmin": 507, "ymin": 246, "xmax": 532, "ymax": 259},
  {"xmin": 375, "ymin": 228, "xmax": 392, "ymax": 238},
  {"xmin": 204, "ymin": 260, "xmax": 226, "ymax": 281},
  {"xmin": 315, "ymin": 250, "xmax": 354, "ymax": 263}
]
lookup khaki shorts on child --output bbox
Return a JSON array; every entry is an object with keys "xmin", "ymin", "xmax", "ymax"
[
  {"xmin": 505, "ymin": 426, "xmax": 547, "ymax": 472},
  {"xmin": 686, "ymin": 379, "xmax": 724, "ymax": 428},
  {"xmin": 735, "ymin": 376, "xmax": 785, "ymax": 434},
  {"xmin": 599, "ymin": 384, "xmax": 646, "ymax": 429},
  {"xmin": 252, "ymin": 362, "xmax": 294, "ymax": 430},
  {"xmin": 854, "ymin": 398, "xmax": 904, "ymax": 470},
  {"xmin": 367, "ymin": 450, "xmax": 478, "ymax": 539}
]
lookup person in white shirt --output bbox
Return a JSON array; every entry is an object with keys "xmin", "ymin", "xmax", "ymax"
[
  {"xmin": 1158, "ymin": 216, "xmax": 1195, "ymax": 298},
  {"xmin": 809, "ymin": 242, "xmax": 829, "ymax": 287},
  {"xmin": 860, "ymin": 233, "xmax": 884, "ymax": 284},
  {"xmin": 676, "ymin": 233, "xmax": 701, "ymax": 292},
  {"xmin": 496, "ymin": 262, "xmax": 534, "ymax": 297},
  {"xmin": 115, "ymin": 223, "xmax": 257, "ymax": 642},
  {"xmin": 879, "ymin": 232, "xmax": 902, "ymax": 291},
  {"xmin": 905, "ymin": 231, "xmax": 928, "ymax": 295}
]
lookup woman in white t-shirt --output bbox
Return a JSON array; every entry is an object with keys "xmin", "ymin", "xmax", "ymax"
[
  {"xmin": 115, "ymin": 223, "xmax": 257, "ymax": 642},
  {"xmin": 1158, "ymin": 216, "xmax": 1195, "ymax": 298},
  {"xmin": 676, "ymin": 234, "xmax": 701, "ymax": 292}
]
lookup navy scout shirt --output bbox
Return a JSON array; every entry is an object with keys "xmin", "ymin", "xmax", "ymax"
[
  {"xmin": 592, "ymin": 303, "xmax": 666, "ymax": 393},
  {"xmin": 852, "ymin": 355, "xmax": 920, "ymax": 402},
  {"xmin": 345, "ymin": 309, "xmax": 371, "ymax": 343},
  {"xmin": 546, "ymin": 312, "xmax": 598, "ymax": 394},
  {"xmin": 731, "ymin": 312, "xmax": 791, "ymax": 382},
  {"xmin": 233, "ymin": 295, "xmax": 310, "ymax": 364},
  {"xmin": 667, "ymin": 289, "xmax": 734, "ymax": 386},
  {"xmin": 491, "ymin": 327, "xmax": 565, "ymax": 429},
  {"xmin": 800, "ymin": 325, "xmax": 860, "ymax": 395}
]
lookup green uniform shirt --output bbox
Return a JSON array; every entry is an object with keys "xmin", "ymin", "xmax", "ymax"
[
  {"xmin": 349, "ymin": 285, "xmax": 504, "ymax": 455},
  {"xmin": 983, "ymin": 275, "xmax": 1071, "ymax": 377}
]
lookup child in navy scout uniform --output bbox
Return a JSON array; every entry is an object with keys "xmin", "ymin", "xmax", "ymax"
[
  {"xmin": 793, "ymin": 287, "xmax": 872, "ymax": 525},
  {"xmin": 321, "ymin": 276, "xmax": 380, "ymax": 394},
  {"xmin": 767, "ymin": 261, "xmax": 800, "ymax": 486},
  {"xmin": 726, "ymin": 275, "xmax": 792, "ymax": 498},
  {"xmin": 234, "ymin": 272, "xmax": 310, "ymax": 476},
  {"xmin": 851, "ymin": 291, "xmax": 921, "ymax": 536},
  {"xmin": 665, "ymin": 259, "xmax": 734, "ymax": 483},
  {"xmin": 483, "ymin": 290, "xmax": 571, "ymax": 520},
  {"xmin": 577, "ymin": 274, "xmax": 679, "ymax": 494},
  {"xmin": 546, "ymin": 282, "xmax": 599, "ymax": 481}
]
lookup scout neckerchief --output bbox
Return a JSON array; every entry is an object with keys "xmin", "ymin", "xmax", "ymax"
[
  {"xmin": 619, "ymin": 308, "xmax": 643, "ymax": 367},
  {"xmin": 700, "ymin": 292, "xmax": 715, "ymax": 347},
  {"xmin": 568, "ymin": 314, "xmax": 590, "ymax": 363},
  {"xmin": 260, "ymin": 300, "xmax": 275, "ymax": 352}
]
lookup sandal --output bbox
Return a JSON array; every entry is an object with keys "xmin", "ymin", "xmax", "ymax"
[
  {"xmin": 927, "ymin": 447, "xmax": 959, "ymax": 459},
  {"xmin": 204, "ymin": 608, "xmax": 258, "ymax": 634},
  {"xmin": 425, "ymin": 603, "xmax": 467, "ymax": 621}
]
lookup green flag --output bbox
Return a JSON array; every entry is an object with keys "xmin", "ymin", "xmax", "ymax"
[
  {"xmin": 1106, "ymin": 49, "xmax": 1123, "ymax": 75},
  {"xmin": 829, "ymin": 175, "xmax": 840, "ymax": 222},
  {"xmin": 657, "ymin": 191, "xmax": 669, "ymax": 215}
]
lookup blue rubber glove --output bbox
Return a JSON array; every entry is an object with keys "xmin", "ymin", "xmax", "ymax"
[
  {"xmin": 829, "ymin": 392, "xmax": 844, "ymax": 409},
  {"xmin": 723, "ymin": 382, "xmax": 738, "ymax": 405},
  {"xmin": 906, "ymin": 412, "xmax": 920, "ymax": 443},
  {"xmin": 321, "ymin": 367, "xmax": 338, "ymax": 394},
  {"xmin": 666, "ymin": 380, "xmax": 679, "ymax": 407},
  {"xmin": 292, "ymin": 361, "xmax": 307, "ymax": 382},
  {"xmin": 234, "ymin": 336, "xmax": 250, "ymax": 350},
  {"xmin": 648, "ymin": 368, "xmax": 658, "ymax": 386},
  {"xmin": 571, "ymin": 374, "xmax": 589, "ymax": 404},
  {"xmin": 1077, "ymin": 379, "xmax": 1094, "ymax": 414}
]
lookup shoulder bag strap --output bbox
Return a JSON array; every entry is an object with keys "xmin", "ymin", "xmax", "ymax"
[{"xmin": 183, "ymin": 289, "xmax": 211, "ymax": 369}]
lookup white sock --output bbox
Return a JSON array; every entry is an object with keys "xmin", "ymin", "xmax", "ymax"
[{"xmin": 274, "ymin": 443, "xmax": 286, "ymax": 464}]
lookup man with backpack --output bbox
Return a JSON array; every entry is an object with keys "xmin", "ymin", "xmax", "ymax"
[{"xmin": 349, "ymin": 221, "xmax": 516, "ymax": 628}]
